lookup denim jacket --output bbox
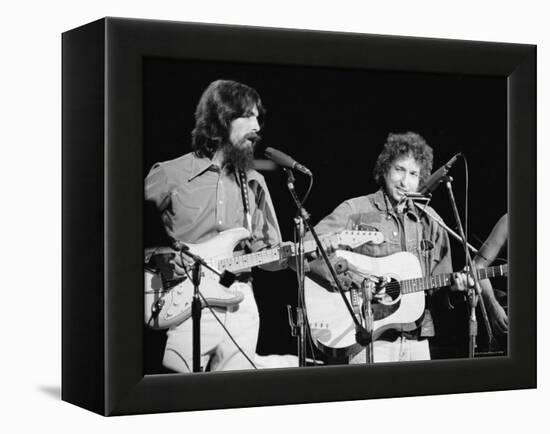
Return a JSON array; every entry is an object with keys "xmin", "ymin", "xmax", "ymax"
[{"xmin": 311, "ymin": 189, "xmax": 453, "ymax": 337}]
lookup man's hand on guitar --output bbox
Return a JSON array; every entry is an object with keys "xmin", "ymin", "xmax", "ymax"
[
  {"xmin": 307, "ymin": 253, "xmax": 351, "ymax": 290},
  {"xmin": 307, "ymin": 232, "xmax": 340, "ymax": 260},
  {"xmin": 268, "ymin": 241, "xmax": 297, "ymax": 271},
  {"xmin": 450, "ymin": 269, "xmax": 475, "ymax": 292},
  {"xmin": 169, "ymin": 249, "xmax": 194, "ymax": 277}
]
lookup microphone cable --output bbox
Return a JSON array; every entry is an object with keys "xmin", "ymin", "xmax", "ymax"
[{"xmin": 302, "ymin": 172, "xmax": 314, "ymax": 205}]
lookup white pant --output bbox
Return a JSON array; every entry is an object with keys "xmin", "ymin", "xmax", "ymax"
[
  {"xmin": 163, "ymin": 282, "xmax": 259, "ymax": 373},
  {"xmin": 350, "ymin": 336, "xmax": 430, "ymax": 364}
]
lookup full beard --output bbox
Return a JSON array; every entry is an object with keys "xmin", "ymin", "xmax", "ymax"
[{"xmin": 223, "ymin": 132, "xmax": 260, "ymax": 172}]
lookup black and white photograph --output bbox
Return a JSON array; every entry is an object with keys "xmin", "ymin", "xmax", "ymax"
[
  {"xmin": 59, "ymin": 15, "xmax": 535, "ymax": 416},
  {"xmin": 143, "ymin": 60, "xmax": 509, "ymax": 374},
  {"xmin": 3, "ymin": 0, "xmax": 547, "ymax": 431}
]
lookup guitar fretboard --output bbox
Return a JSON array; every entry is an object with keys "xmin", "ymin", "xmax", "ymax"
[
  {"xmin": 214, "ymin": 231, "xmax": 382, "ymax": 273},
  {"xmin": 400, "ymin": 264, "xmax": 508, "ymax": 294},
  {"xmin": 215, "ymin": 244, "xmax": 294, "ymax": 272}
]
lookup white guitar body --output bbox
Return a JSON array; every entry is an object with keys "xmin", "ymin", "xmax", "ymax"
[
  {"xmin": 145, "ymin": 228, "xmax": 249, "ymax": 329},
  {"xmin": 304, "ymin": 251, "xmax": 425, "ymax": 358}
]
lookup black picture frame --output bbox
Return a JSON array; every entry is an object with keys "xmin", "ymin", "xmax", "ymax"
[{"xmin": 62, "ymin": 17, "xmax": 536, "ymax": 416}]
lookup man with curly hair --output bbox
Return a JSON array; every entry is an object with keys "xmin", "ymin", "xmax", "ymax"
[
  {"xmin": 145, "ymin": 79, "xmax": 291, "ymax": 372},
  {"xmin": 308, "ymin": 132, "xmax": 467, "ymax": 363}
]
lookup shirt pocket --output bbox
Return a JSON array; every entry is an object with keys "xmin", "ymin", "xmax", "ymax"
[
  {"xmin": 353, "ymin": 219, "xmax": 395, "ymax": 257},
  {"xmin": 168, "ymin": 187, "xmax": 205, "ymax": 228}
]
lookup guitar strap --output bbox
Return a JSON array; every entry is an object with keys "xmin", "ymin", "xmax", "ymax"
[{"xmin": 237, "ymin": 169, "xmax": 253, "ymax": 238}]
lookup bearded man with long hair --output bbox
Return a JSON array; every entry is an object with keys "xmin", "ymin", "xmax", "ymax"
[{"xmin": 145, "ymin": 80, "xmax": 290, "ymax": 372}]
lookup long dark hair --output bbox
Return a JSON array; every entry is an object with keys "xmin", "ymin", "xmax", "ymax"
[
  {"xmin": 373, "ymin": 132, "xmax": 434, "ymax": 187},
  {"xmin": 191, "ymin": 79, "xmax": 265, "ymax": 158}
]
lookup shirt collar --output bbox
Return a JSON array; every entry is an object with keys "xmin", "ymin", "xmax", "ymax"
[
  {"xmin": 186, "ymin": 153, "xmax": 264, "ymax": 187},
  {"xmin": 187, "ymin": 153, "xmax": 221, "ymax": 182}
]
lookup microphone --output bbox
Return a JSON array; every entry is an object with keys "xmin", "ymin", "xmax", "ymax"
[
  {"xmin": 264, "ymin": 147, "xmax": 312, "ymax": 176},
  {"xmin": 419, "ymin": 153, "xmax": 461, "ymax": 195}
]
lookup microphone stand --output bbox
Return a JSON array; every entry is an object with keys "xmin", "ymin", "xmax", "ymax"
[
  {"xmin": 442, "ymin": 176, "xmax": 493, "ymax": 358},
  {"xmin": 360, "ymin": 280, "xmax": 375, "ymax": 364},
  {"xmin": 284, "ymin": 169, "xmax": 308, "ymax": 367},
  {"xmin": 412, "ymin": 201, "xmax": 479, "ymax": 255},
  {"xmin": 287, "ymin": 211, "xmax": 307, "ymax": 367},
  {"xmin": 175, "ymin": 245, "xmax": 237, "ymax": 372},
  {"xmin": 191, "ymin": 261, "xmax": 202, "ymax": 373},
  {"xmin": 283, "ymin": 169, "xmax": 371, "ymax": 365}
]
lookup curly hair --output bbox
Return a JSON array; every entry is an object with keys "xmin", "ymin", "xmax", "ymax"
[
  {"xmin": 373, "ymin": 132, "xmax": 434, "ymax": 187},
  {"xmin": 191, "ymin": 79, "xmax": 265, "ymax": 158}
]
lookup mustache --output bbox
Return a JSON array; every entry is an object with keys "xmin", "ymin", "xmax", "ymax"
[{"xmin": 244, "ymin": 132, "xmax": 261, "ymax": 145}]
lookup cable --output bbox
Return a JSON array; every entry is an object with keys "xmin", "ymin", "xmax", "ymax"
[
  {"xmin": 301, "ymin": 174, "xmax": 314, "ymax": 205},
  {"xmin": 296, "ymin": 174, "xmax": 321, "ymax": 365},
  {"xmin": 199, "ymin": 292, "xmax": 258, "ymax": 370}
]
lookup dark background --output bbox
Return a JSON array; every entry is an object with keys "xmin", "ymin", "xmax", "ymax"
[{"xmin": 143, "ymin": 57, "xmax": 507, "ymax": 373}]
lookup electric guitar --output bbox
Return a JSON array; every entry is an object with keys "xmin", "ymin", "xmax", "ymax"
[
  {"xmin": 304, "ymin": 250, "xmax": 508, "ymax": 358},
  {"xmin": 145, "ymin": 227, "xmax": 383, "ymax": 329}
]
